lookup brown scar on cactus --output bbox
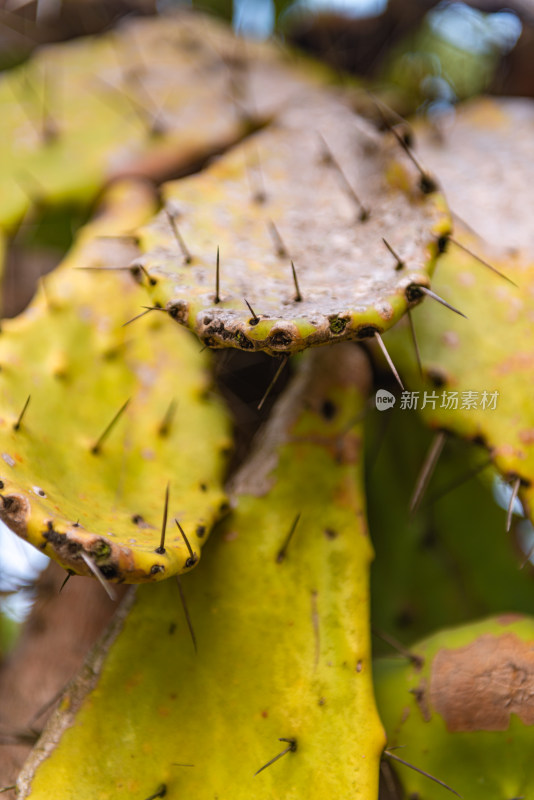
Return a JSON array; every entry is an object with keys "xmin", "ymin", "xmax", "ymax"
[
  {"xmin": 375, "ymin": 616, "xmax": 534, "ymax": 799},
  {"xmin": 130, "ymin": 92, "xmax": 450, "ymax": 357},
  {"xmin": 431, "ymin": 631, "xmax": 534, "ymax": 732},
  {"xmin": 0, "ymin": 180, "xmax": 231, "ymax": 583}
]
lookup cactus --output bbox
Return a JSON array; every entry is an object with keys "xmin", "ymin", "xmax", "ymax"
[
  {"xmin": 0, "ymin": 10, "xmax": 325, "ymax": 236},
  {"xmin": 385, "ymin": 97, "xmax": 534, "ymax": 524},
  {"xmin": 132, "ymin": 94, "xmax": 451, "ymax": 355},
  {"xmin": 1, "ymin": 11, "xmax": 534, "ymax": 800},
  {"xmin": 374, "ymin": 614, "xmax": 534, "ymax": 799},
  {"xmin": 0, "ymin": 179, "xmax": 231, "ymax": 583},
  {"xmin": 15, "ymin": 345, "xmax": 384, "ymax": 800}
]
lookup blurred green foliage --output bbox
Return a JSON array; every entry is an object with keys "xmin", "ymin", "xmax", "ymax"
[
  {"xmin": 367, "ymin": 406, "xmax": 534, "ymax": 651},
  {"xmin": 0, "ymin": 609, "xmax": 19, "ymax": 655}
]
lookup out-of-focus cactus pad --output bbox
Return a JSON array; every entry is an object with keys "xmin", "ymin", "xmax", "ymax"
[
  {"xmin": 17, "ymin": 345, "xmax": 385, "ymax": 800},
  {"xmin": 385, "ymin": 99, "xmax": 534, "ymax": 523},
  {"xmin": 132, "ymin": 94, "xmax": 450, "ymax": 355},
  {"xmin": 387, "ymin": 228, "xmax": 534, "ymax": 521},
  {"xmin": 375, "ymin": 615, "xmax": 534, "ymax": 799},
  {"xmin": 0, "ymin": 10, "xmax": 322, "ymax": 233},
  {"xmin": 0, "ymin": 181, "xmax": 231, "ymax": 583},
  {"xmin": 416, "ymin": 97, "xmax": 534, "ymax": 258}
]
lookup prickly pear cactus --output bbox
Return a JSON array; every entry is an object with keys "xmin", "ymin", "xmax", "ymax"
[
  {"xmin": 0, "ymin": 9, "xmax": 323, "ymax": 235},
  {"xmin": 415, "ymin": 98, "xmax": 534, "ymax": 257},
  {"xmin": 385, "ymin": 97, "xmax": 534, "ymax": 524},
  {"xmin": 16, "ymin": 344, "xmax": 385, "ymax": 800},
  {"xmin": 375, "ymin": 615, "xmax": 534, "ymax": 799},
  {"xmin": 0, "ymin": 179, "xmax": 231, "ymax": 583},
  {"xmin": 131, "ymin": 94, "xmax": 450, "ymax": 355}
]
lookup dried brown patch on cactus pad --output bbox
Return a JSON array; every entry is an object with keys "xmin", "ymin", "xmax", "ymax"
[
  {"xmin": 430, "ymin": 633, "xmax": 534, "ymax": 731},
  {"xmin": 136, "ymin": 95, "xmax": 450, "ymax": 355}
]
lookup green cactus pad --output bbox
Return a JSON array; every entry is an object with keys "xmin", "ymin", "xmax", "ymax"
[
  {"xmin": 0, "ymin": 180, "xmax": 231, "ymax": 583},
  {"xmin": 375, "ymin": 615, "xmax": 534, "ymax": 799},
  {"xmin": 17, "ymin": 344, "xmax": 385, "ymax": 800},
  {"xmin": 0, "ymin": 10, "xmax": 323, "ymax": 234},
  {"xmin": 132, "ymin": 93, "xmax": 450, "ymax": 355}
]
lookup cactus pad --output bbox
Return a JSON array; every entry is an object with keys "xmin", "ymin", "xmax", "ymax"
[
  {"xmin": 415, "ymin": 97, "xmax": 534, "ymax": 258},
  {"xmin": 132, "ymin": 94, "xmax": 450, "ymax": 355},
  {"xmin": 0, "ymin": 10, "xmax": 322, "ymax": 234},
  {"xmin": 375, "ymin": 615, "xmax": 534, "ymax": 799},
  {"xmin": 0, "ymin": 180, "xmax": 231, "ymax": 583},
  {"xmin": 385, "ymin": 99, "xmax": 534, "ymax": 525},
  {"xmin": 389, "ymin": 230, "xmax": 534, "ymax": 525},
  {"xmin": 17, "ymin": 345, "xmax": 385, "ymax": 800}
]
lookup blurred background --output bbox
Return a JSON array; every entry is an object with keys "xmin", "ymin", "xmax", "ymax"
[{"xmin": 1, "ymin": 0, "xmax": 531, "ymax": 101}]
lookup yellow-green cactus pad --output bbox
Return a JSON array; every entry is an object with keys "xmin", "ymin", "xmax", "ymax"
[
  {"xmin": 387, "ymin": 228, "xmax": 534, "ymax": 523},
  {"xmin": 131, "ymin": 93, "xmax": 450, "ymax": 355},
  {"xmin": 384, "ymin": 100, "xmax": 534, "ymax": 523},
  {"xmin": 387, "ymin": 229, "xmax": 534, "ymax": 476},
  {"xmin": 375, "ymin": 615, "xmax": 534, "ymax": 800},
  {"xmin": 17, "ymin": 344, "xmax": 385, "ymax": 800},
  {"xmin": 0, "ymin": 10, "xmax": 322, "ymax": 234},
  {"xmin": 0, "ymin": 180, "xmax": 231, "ymax": 583}
]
